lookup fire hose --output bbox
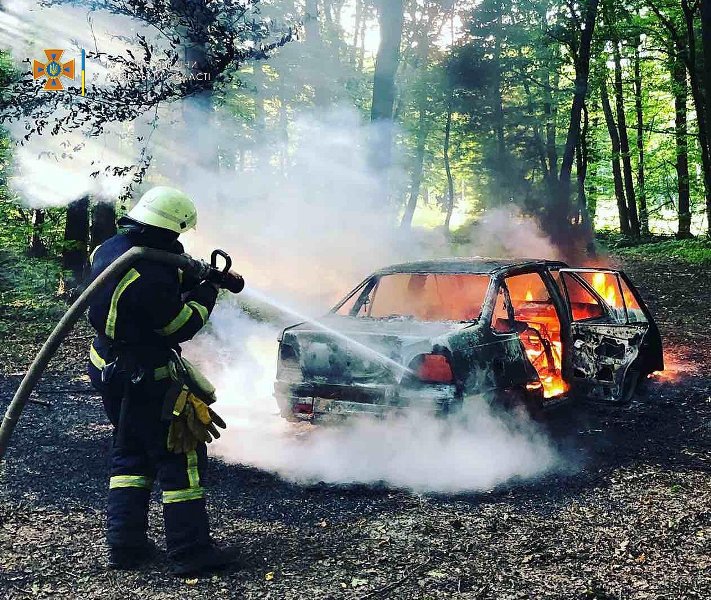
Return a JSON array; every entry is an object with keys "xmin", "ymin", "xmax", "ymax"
[{"xmin": 0, "ymin": 246, "xmax": 243, "ymax": 462}]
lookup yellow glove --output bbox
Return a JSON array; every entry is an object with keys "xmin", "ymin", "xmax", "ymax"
[
  {"xmin": 166, "ymin": 388, "xmax": 227, "ymax": 454},
  {"xmin": 167, "ymin": 418, "xmax": 194, "ymax": 454}
]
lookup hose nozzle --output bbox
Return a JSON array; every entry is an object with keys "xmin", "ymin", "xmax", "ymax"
[{"xmin": 182, "ymin": 250, "xmax": 244, "ymax": 294}]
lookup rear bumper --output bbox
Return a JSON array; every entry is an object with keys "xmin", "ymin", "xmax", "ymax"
[{"xmin": 274, "ymin": 380, "xmax": 458, "ymax": 422}]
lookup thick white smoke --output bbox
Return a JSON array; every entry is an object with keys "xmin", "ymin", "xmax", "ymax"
[
  {"xmin": 3, "ymin": 0, "xmax": 567, "ymax": 491},
  {"xmin": 172, "ymin": 106, "xmax": 565, "ymax": 492},
  {"xmin": 186, "ymin": 302, "xmax": 562, "ymax": 493},
  {"xmin": 179, "ymin": 107, "xmax": 426, "ymax": 311},
  {"xmin": 1, "ymin": 0, "xmax": 154, "ymax": 205},
  {"xmin": 459, "ymin": 205, "xmax": 563, "ymax": 262}
]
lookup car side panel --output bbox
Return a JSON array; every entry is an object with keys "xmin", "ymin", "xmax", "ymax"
[
  {"xmin": 448, "ymin": 327, "xmax": 531, "ymax": 394},
  {"xmin": 618, "ymin": 271, "xmax": 664, "ymax": 374}
]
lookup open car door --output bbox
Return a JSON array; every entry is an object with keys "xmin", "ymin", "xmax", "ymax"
[{"xmin": 558, "ymin": 268, "xmax": 664, "ymax": 403}]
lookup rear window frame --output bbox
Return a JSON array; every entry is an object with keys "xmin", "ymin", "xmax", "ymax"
[{"xmin": 331, "ymin": 271, "xmax": 494, "ymax": 323}]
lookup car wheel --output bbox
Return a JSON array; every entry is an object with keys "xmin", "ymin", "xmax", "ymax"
[{"xmin": 499, "ymin": 387, "xmax": 543, "ymax": 421}]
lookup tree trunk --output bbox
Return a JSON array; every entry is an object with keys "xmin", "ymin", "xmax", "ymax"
[
  {"xmin": 28, "ymin": 209, "xmax": 47, "ymax": 258},
  {"xmin": 60, "ymin": 196, "xmax": 90, "ymax": 294},
  {"xmin": 279, "ymin": 99, "xmax": 289, "ymax": 175},
  {"xmin": 443, "ymin": 98, "xmax": 455, "ymax": 233},
  {"xmin": 492, "ymin": 2, "xmax": 506, "ymax": 198},
  {"xmin": 305, "ymin": 0, "xmax": 327, "ymax": 105},
  {"xmin": 521, "ymin": 73, "xmax": 549, "ymax": 181},
  {"xmin": 371, "ymin": 0, "xmax": 403, "ymax": 124},
  {"xmin": 90, "ymin": 202, "xmax": 117, "ymax": 252},
  {"xmin": 545, "ymin": 70, "xmax": 559, "ymax": 181},
  {"xmin": 601, "ymin": 77, "xmax": 631, "ymax": 235},
  {"xmin": 538, "ymin": 4, "xmax": 558, "ymax": 180},
  {"xmin": 587, "ymin": 115, "xmax": 601, "ymax": 221},
  {"xmin": 613, "ymin": 41, "xmax": 640, "ymax": 237},
  {"xmin": 553, "ymin": 0, "xmax": 599, "ymax": 240},
  {"xmin": 682, "ymin": 0, "xmax": 711, "ymax": 235},
  {"xmin": 253, "ymin": 61, "xmax": 266, "ymax": 169},
  {"xmin": 352, "ymin": 0, "xmax": 363, "ymax": 64},
  {"xmin": 576, "ymin": 103, "xmax": 589, "ymax": 225},
  {"xmin": 400, "ymin": 105, "xmax": 428, "ymax": 228},
  {"xmin": 254, "ymin": 61, "xmax": 266, "ymax": 130},
  {"xmin": 670, "ymin": 48, "xmax": 692, "ymax": 238},
  {"xmin": 634, "ymin": 38, "xmax": 649, "ymax": 236},
  {"xmin": 357, "ymin": 5, "xmax": 367, "ymax": 72},
  {"xmin": 370, "ymin": 0, "xmax": 404, "ymax": 178},
  {"xmin": 702, "ymin": 0, "xmax": 711, "ymax": 228}
]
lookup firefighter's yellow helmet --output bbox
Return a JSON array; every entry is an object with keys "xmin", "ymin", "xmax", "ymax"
[{"xmin": 127, "ymin": 186, "xmax": 197, "ymax": 234}]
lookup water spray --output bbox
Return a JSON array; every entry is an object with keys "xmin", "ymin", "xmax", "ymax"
[{"xmin": 241, "ymin": 287, "xmax": 414, "ymax": 376}]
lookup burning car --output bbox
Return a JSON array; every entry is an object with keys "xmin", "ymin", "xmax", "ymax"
[{"xmin": 274, "ymin": 259, "xmax": 663, "ymax": 421}]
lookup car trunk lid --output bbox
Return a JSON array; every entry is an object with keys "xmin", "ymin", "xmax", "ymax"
[{"xmin": 280, "ymin": 315, "xmax": 468, "ymax": 384}]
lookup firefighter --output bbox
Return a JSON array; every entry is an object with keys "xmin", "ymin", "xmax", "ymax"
[{"xmin": 87, "ymin": 186, "xmax": 242, "ymax": 575}]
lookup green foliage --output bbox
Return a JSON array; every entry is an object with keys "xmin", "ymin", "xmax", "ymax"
[
  {"xmin": 599, "ymin": 230, "xmax": 711, "ymax": 264},
  {"xmin": 0, "ymin": 34, "xmax": 67, "ymax": 301},
  {"xmin": 0, "ymin": 249, "xmax": 66, "ymax": 366},
  {"xmin": 616, "ymin": 238, "xmax": 711, "ymax": 264},
  {"xmin": 0, "ymin": 250, "xmax": 12, "ymax": 293},
  {"xmin": 0, "ymin": 251, "xmax": 62, "ymax": 298},
  {"xmin": 0, "ymin": 199, "xmax": 66, "ymax": 254},
  {"xmin": 0, "ymin": 49, "xmax": 19, "ymax": 204},
  {"xmin": 0, "ymin": 250, "xmax": 70, "ymax": 373}
]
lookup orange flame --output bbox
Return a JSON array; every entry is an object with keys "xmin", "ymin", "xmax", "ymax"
[
  {"xmin": 523, "ymin": 337, "xmax": 567, "ymax": 398},
  {"xmin": 591, "ymin": 272, "xmax": 618, "ymax": 306}
]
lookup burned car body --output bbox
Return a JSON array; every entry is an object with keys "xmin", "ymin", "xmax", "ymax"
[{"xmin": 274, "ymin": 259, "xmax": 663, "ymax": 421}]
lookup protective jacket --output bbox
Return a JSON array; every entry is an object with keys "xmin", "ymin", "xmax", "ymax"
[
  {"xmin": 88, "ymin": 226, "xmax": 218, "ymax": 375},
  {"xmin": 87, "ymin": 224, "xmax": 218, "ymax": 558}
]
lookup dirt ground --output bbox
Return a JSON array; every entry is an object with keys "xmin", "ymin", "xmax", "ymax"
[{"xmin": 1, "ymin": 256, "xmax": 709, "ymax": 599}]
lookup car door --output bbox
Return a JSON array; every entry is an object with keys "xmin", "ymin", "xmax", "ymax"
[{"xmin": 556, "ymin": 268, "xmax": 663, "ymax": 403}]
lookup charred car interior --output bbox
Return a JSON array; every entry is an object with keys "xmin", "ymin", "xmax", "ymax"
[{"xmin": 274, "ymin": 259, "xmax": 664, "ymax": 421}]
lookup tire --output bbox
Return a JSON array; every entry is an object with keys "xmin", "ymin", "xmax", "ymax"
[{"xmin": 499, "ymin": 386, "xmax": 543, "ymax": 421}]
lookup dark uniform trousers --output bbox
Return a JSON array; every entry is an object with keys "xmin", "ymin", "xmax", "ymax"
[
  {"xmin": 87, "ymin": 229, "xmax": 219, "ymax": 558},
  {"xmin": 89, "ymin": 362, "xmax": 210, "ymax": 557}
]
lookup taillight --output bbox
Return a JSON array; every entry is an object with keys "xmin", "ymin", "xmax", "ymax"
[
  {"xmin": 416, "ymin": 354, "xmax": 454, "ymax": 383},
  {"xmin": 293, "ymin": 399, "xmax": 313, "ymax": 415}
]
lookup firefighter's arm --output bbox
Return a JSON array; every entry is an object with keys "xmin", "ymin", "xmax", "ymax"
[
  {"xmin": 178, "ymin": 268, "xmax": 202, "ymax": 293},
  {"xmin": 147, "ymin": 272, "xmax": 219, "ymax": 344}
]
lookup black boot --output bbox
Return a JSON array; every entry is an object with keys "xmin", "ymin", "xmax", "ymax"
[
  {"xmin": 108, "ymin": 540, "xmax": 158, "ymax": 570},
  {"xmin": 169, "ymin": 543, "xmax": 240, "ymax": 577}
]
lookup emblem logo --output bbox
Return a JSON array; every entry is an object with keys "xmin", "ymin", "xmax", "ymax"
[{"xmin": 33, "ymin": 49, "xmax": 75, "ymax": 91}]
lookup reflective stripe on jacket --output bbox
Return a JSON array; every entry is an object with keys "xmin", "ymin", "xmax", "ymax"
[{"xmin": 87, "ymin": 231, "xmax": 218, "ymax": 367}]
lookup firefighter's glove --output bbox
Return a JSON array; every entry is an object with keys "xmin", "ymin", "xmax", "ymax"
[{"xmin": 167, "ymin": 388, "xmax": 227, "ymax": 454}]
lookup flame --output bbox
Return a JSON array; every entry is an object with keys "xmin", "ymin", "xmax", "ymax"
[
  {"xmin": 591, "ymin": 272, "xmax": 618, "ymax": 306},
  {"xmin": 541, "ymin": 375, "xmax": 567, "ymax": 398},
  {"xmin": 623, "ymin": 290, "xmax": 640, "ymax": 312},
  {"xmin": 525, "ymin": 289, "xmax": 533, "ymax": 301},
  {"xmin": 650, "ymin": 350, "xmax": 698, "ymax": 382},
  {"xmin": 523, "ymin": 334, "xmax": 567, "ymax": 398}
]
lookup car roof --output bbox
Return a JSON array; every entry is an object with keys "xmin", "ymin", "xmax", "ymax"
[{"xmin": 374, "ymin": 257, "xmax": 569, "ymax": 275}]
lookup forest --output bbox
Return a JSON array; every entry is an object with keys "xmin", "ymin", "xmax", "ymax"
[
  {"xmin": 1, "ymin": 0, "xmax": 711, "ymax": 294},
  {"xmin": 0, "ymin": 1, "xmax": 710, "ymax": 598}
]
